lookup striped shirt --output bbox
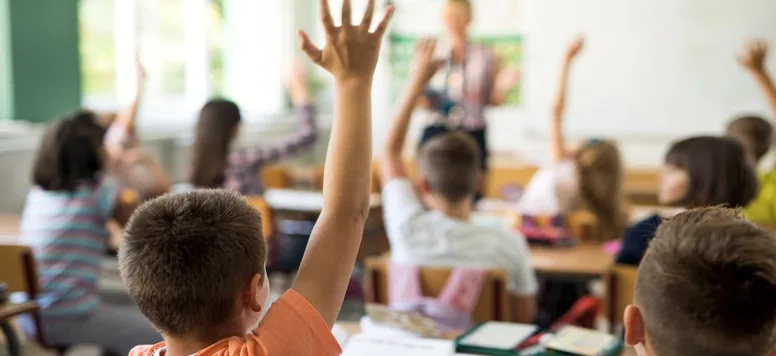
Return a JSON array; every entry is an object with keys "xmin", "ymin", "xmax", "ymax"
[
  {"xmin": 429, "ymin": 43, "xmax": 496, "ymax": 130},
  {"xmin": 225, "ymin": 105, "xmax": 318, "ymax": 195},
  {"xmin": 20, "ymin": 178, "xmax": 120, "ymax": 318}
]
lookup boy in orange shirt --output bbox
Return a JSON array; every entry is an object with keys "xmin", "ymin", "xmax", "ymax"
[{"xmin": 120, "ymin": 1, "xmax": 393, "ymax": 355}]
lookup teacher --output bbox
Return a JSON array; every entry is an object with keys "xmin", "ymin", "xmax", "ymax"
[{"xmin": 419, "ymin": 0, "xmax": 519, "ymax": 190}]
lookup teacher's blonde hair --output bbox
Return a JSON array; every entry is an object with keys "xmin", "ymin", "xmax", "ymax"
[{"xmin": 446, "ymin": 0, "xmax": 472, "ymax": 18}]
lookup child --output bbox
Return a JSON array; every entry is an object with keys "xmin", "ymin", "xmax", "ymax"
[
  {"xmin": 519, "ymin": 36, "xmax": 628, "ymax": 241},
  {"xmin": 616, "ymin": 136, "xmax": 758, "ymax": 265},
  {"xmin": 380, "ymin": 39, "xmax": 538, "ymax": 323},
  {"xmin": 729, "ymin": 39, "xmax": 776, "ymax": 224},
  {"xmin": 100, "ymin": 52, "xmax": 170, "ymax": 201},
  {"xmin": 123, "ymin": 2, "xmax": 392, "ymax": 355},
  {"xmin": 624, "ymin": 207, "xmax": 776, "ymax": 356},
  {"xmin": 186, "ymin": 61, "xmax": 317, "ymax": 195},
  {"xmin": 20, "ymin": 111, "xmax": 162, "ymax": 355}
]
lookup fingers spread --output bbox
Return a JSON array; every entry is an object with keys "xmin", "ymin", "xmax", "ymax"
[
  {"xmin": 298, "ymin": 30, "xmax": 323, "ymax": 64},
  {"xmin": 360, "ymin": 0, "xmax": 375, "ymax": 32},
  {"xmin": 342, "ymin": 0, "xmax": 352, "ymax": 26},
  {"xmin": 320, "ymin": 0, "xmax": 336, "ymax": 35},
  {"xmin": 372, "ymin": 5, "xmax": 394, "ymax": 37}
]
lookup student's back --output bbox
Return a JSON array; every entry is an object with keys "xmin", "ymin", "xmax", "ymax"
[
  {"xmin": 381, "ymin": 49, "xmax": 538, "ymax": 322},
  {"xmin": 21, "ymin": 178, "xmax": 121, "ymax": 315},
  {"xmin": 384, "ymin": 191, "xmax": 536, "ymax": 297}
]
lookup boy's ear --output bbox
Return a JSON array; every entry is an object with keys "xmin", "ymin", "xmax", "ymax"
[
  {"xmin": 244, "ymin": 273, "xmax": 263, "ymax": 313},
  {"xmin": 624, "ymin": 305, "xmax": 646, "ymax": 347}
]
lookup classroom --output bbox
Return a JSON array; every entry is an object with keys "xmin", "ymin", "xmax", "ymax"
[{"xmin": 2, "ymin": 0, "xmax": 776, "ymax": 355}]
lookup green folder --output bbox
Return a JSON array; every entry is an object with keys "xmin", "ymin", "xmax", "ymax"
[{"xmin": 454, "ymin": 322, "xmax": 534, "ymax": 355}]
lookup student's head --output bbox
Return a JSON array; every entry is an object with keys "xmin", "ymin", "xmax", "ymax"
[
  {"xmin": 32, "ymin": 110, "xmax": 108, "ymax": 192},
  {"xmin": 575, "ymin": 139, "xmax": 627, "ymax": 241},
  {"xmin": 417, "ymin": 132, "xmax": 481, "ymax": 207},
  {"xmin": 659, "ymin": 136, "xmax": 757, "ymax": 208},
  {"xmin": 725, "ymin": 115, "xmax": 772, "ymax": 163},
  {"xmin": 625, "ymin": 207, "xmax": 776, "ymax": 356},
  {"xmin": 442, "ymin": 0, "xmax": 472, "ymax": 42},
  {"xmin": 119, "ymin": 190, "xmax": 269, "ymax": 341},
  {"xmin": 190, "ymin": 99, "xmax": 242, "ymax": 188}
]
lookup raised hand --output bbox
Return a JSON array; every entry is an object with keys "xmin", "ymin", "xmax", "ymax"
[
  {"xmin": 135, "ymin": 50, "xmax": 147, "ymax": 83},
  {"xmin": 564, "ymin": 35, "xmax": 585, "ymax": 62},
  {"xmin": 298, "ymin": 0, "xmax": 394, "ymax": 83},
  {"xmin": 411, "ymin": 38, "xmax": 445, "ymax": 85},
  {"xmin": 738, "ymin": 39, "xmax": 768, "ymax": 73},
  {"xmin": 288, "ymin": 58, "xmax": 310, "ymax": 105},
  {"xmin": 494, "ymin": 66, "xmax": 521, "ymax": 97}
]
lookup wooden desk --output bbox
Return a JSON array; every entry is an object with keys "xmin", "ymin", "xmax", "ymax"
[
  {"xmin": 530, "ymin": 243, "xmax": 613, "ymax": 278},
  {"xmin": 0, "ymin": 214, "xmax": 21, "ymax": 238},
  {"xmin": 335, "ymin": 321, "xmax": 637, "ymax": 356}
]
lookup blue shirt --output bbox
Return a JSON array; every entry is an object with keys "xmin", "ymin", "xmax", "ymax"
[{"xmin": 615, "ymin": 214, "xmax": 662, "ymax": 265}]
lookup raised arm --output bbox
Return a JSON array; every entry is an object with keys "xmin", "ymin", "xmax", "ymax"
[
  {"xmin": 490, "ymin": 58, "xmax": 521, "ymax": 106},
  {"xmin": 550, "ymin": 36, "xmax": 584, "ymax": 163},
  {"xmin": 292, "ymin": 0, "xmax": 393, "ymax": 327},
  {"xmin": 105, "ymin": 52, "xmax": 145, "ymax": 158},
  {"xmin": 228, "ymin": 63, "xmax": 318, "ymax": 169},
  {"xmin": 380, "ymin": 39, "xmax": 444, "ymax": 183},
  {"xmin": 738, "ymin": 39, "xmax": 776, "ymax": 122}
]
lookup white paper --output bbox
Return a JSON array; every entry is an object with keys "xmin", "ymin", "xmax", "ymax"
[
  {"xmin": 263, "ymin": 189, "xmax": 381, "ymax": 212},
  {"xmin": 342, "ymin": 334, "xmax": 455, "ymax": 356},
  {"xmin": 458, "ymin": 322, "xmax": 538, "ymax": 350}
]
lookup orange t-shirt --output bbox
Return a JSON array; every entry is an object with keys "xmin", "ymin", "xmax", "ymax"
[{"xmin": 129, "ymin": 290, "xmax": 342, "ymax": 356}]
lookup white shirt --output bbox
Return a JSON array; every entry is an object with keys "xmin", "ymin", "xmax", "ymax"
[
  {"xmin": 382, "ymin": 179, "xmax": 539, "ymax": 296},
  {"xmin": 518, "ymin": 160, "xmax": 579, "ymax": 216}
]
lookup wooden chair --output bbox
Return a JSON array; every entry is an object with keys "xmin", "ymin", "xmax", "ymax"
[
  {"xmin": 246, "ymin": 196, "xmax": 274, "ymax": 239},
  {"xmin": 605, "ymin": 265, "xmax": 639, "ymax": 332},
  {"xmin": 363, "ymin": 257, "xmax": 513, "ymax": 322},
  {"xmin": 261, "ymin": 164, "xmax": 294, "ymax": 189},
  {"xmin": 0, "ymin": 244, "xmax": 68, "ymax": 354}
]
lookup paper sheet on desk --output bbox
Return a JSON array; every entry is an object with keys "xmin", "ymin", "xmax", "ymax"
[
  {"xmin": 458, "ymin": 322, "xmax": 538, "ymax": 349},
  {"xmin": 342, "ymin": 334, "xmax": 455, "ymax": 356}
]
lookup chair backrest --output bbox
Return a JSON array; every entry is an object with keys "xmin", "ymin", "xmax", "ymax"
[
  {"xmin": 246, "ymin": 196, "xmax": 274, "ymax": 239},
  {"xmin": 262, "ymin": 164, "xmax": 294, "ymax": 189},
  {"xmin": 363, "ymin": 257, "xmax": 513, "ymax": 323},
  {"xmin": 0, "ymin": 244, "xmax": 39, "ymax": 297},
  {"xmin": 605, "ymin": 264, "xmax": 639, "ymax": 330}
]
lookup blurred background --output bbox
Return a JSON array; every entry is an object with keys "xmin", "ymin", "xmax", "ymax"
[{"xmin": 1, "ymin": 0, "xmax": 776, "ymax": 212}]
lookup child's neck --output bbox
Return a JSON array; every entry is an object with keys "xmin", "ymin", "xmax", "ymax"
[
  {"xmin": 163, "ymin": 327, "xmax": 246, "ymax": 356},
  {"xmin": 426, "ymin": 195, "xmax": 473, "ymax": 221}
]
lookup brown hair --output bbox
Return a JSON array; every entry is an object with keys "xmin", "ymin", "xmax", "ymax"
[
  {"xmin": 418, "ymin": 132, "xmax": 481, "ymax": 203},
  {"xmin": 725, "ymin": 115, "xmax": 772, "ymax": 163},
  {"xmin": 119, "ymin": 189, "xmax": 266, "ymax": 338},
  {"xmin": 575, "ymin": 140, "xmax": 627, "ymax": 241},
  {"xmin": 189, "ymin": 100, "xmax": 242, "ymax": 188},
  {"xmin": 636, "ymin": 207, "xmax": 776, "ymax": 356},
  {"xmin": 32, "ymin": 110, "xmax": 108, "ymax": 192},
  {"xmin": 664, "ymin": 136, "xmax": 758, "ymax": 208}
]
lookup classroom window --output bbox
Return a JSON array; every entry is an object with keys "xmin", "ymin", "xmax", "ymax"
[{"xmin": 79, "ymin": 0, "xmax": 289, "ymax": 124}]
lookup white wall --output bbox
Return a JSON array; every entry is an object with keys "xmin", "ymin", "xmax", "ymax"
[{"xmin": 353, "ymin": 0, "xmax": 776, "ymax": 166}]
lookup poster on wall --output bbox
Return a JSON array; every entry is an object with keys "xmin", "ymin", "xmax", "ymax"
[{"xmin": 387, "ymin": 0, "xmax": 524, "ymax": 105}]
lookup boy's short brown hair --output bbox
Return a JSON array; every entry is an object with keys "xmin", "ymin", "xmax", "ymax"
[
  {"xmin": 726, "ymin": 115, "xmax": 772, "ymax": 162},
  {"xmin": 636, "ymin": 207, "xmax": 776, "ymax": 356},
  {"xmin": 418, "ymin": 132, "xmax": 481, "ymax": 203},
  {"xmin": 119, "ymin": 190, "xmax": 266, "ymax": 338}
]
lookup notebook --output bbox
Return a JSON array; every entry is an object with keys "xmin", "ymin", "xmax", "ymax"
[
  {"xmin": 455, "ymin": 322, "xmax": 538, "ymax": 355},
  {"xmin": 543, "ymin": 326, "xmax": 618, "ymax": 356},
  {"xmin": 342, "ymin": 334, "xmax": 455, "ymax": 356}
]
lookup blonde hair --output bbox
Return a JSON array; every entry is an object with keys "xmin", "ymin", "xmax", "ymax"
[
  {"xmin": 575, "ymin": 140, "xmax": 627, "ymax": 241},
  {"xmin": 446, "ymin": 0, "xmax": 472, "ymax": 18}
]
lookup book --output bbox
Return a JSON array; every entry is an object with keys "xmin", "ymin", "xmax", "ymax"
[
  {"xmin": 543, "ymin": 326, "xmax": 619, "ymax": 356},
  {"xmin": 455, "ymin": 322, "xmax": 539, "ymax": 355},
  {"xmin": 342, "ymin": 334, "xmax": 455, "ymax": 356}
]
